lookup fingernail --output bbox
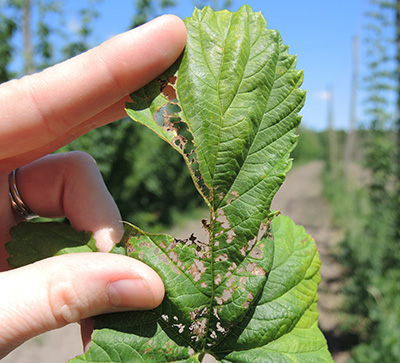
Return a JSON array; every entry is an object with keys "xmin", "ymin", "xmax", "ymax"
[{"xmin": 108, "ymin": 279, "xmax": 155, "ymax": 309}]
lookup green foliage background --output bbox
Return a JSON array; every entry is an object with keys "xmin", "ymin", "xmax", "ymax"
[
  {"xmin": 59, "ymin": 120, "xmax": 203, "ymax": 229},
  {"xmin": 321, "ymin": 0, "xmax": 400, "ymax": 361},
  {"xmin": 290, "ymin": 127, "xmax": 324, "ymax": 165}
]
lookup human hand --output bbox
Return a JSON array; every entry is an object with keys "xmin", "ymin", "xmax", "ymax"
[{"xmin": 0, "ymin": 15, "xmax": 187, "ymax": 358}]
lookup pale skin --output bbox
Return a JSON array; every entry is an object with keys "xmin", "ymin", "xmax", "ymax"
[{"xmin": 0, "ymin": 15, "xmax": 187, "ymax": 359}]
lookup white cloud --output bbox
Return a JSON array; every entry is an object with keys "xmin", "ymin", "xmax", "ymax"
[
  {"xmin": 67, "ymin": 17, "xmax": 80, "ymax": 34},
  {"xmin": 313, "ymin": 90, "xmax": 332, "ymax": 101}
]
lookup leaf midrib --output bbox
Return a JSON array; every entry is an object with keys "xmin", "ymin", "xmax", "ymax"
[{"xmin": 204, "ymin": 10, "xmax": 234, "ymax": 354}]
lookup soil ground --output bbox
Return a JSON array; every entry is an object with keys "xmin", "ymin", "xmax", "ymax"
[
  {"xmin": 271, "ymin": 161, "xmax": 349, "ymax": 362},
  {"xmin": 1, "ymin": 161, "xmax": 349, "ymax": 362}
]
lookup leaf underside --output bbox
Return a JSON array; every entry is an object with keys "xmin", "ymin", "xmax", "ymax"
[{"xmin": 6, "ymin": 5, "xmax": 332, "ymax": 362}]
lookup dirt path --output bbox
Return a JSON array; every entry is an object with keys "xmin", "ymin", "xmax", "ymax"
[
  {"xmin": 1, "ymin": 323, "xmax": 82, "ymax": 363},
  {"xmin": 2, "ymin": 161, "xmax": 347, "ymax": 363},
  {"xmin": 272, "ymin": 160, "xmax": 348, "ymax": 362}
]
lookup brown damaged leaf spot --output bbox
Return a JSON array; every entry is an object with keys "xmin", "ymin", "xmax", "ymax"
[
  {"xmin": 158, "ymin": 254, "xmax": 170, "ymax": 265},
  {"xmin": 215, "ymin": 253, "xmax": 228, "ymax": 262},
  {"xmin": 172, "ymin": 134, "xmax": 188, "ymax": 151},
  {"xmin": 215, "ymin": 273, "xmax": 222, "ymax": 285},
  {"xmin": 249, "ymin": 247, "xmax": 263, "ymax": 259},
  {"xmin": 188, "ymin": 347, "xmax": 195, "ymax": 357},
  {"xmin": 168, "ymin": 250, "xmax": 179, "ymax": 263},
  {"xmin": 246, "ymin": 237, "xmax": 257, "ymax": 252},
  {"xmin": 213, "ymin": 307, "xmax": 221, "ymax": 321},
  {"xmin": 190, "ymin": 259, "xmax": 206, "ymax": 282},
  {"xmin": 257, "ymin": 220, "xmax": 271, "ymax": 241},
  {"xmin": 215, "ymin": 288, "xmax": 234, "ymax": 305},
  {"xmin": 171, "ymin": 322, "xmax": 185, "ymax": 334},
  {"xmin": 166, "ymin": 239, "xmax": 179, "ymax": 252},
  {"xmin": 188, "ymin": 306, "xmax": 209, "ymax": 342},
  {"xmin": 226, "ymin": 190, "xmax": 239, "ymax": 204},
  {"xmin": 226, "ymin": 229, "xmax": 236, "ymax": 243},
  {"xmin": 144, "ymin": 340, "xmax": 156, "ymax": 354},
  {"xmin": 160, "ymin": 110, "xmax": 174, "ymax": 131},
  {"xmin": 172, "ymin": 234, "xmax": 211, "ymax": 259},
  {"xmin": 226, "ymin": 275, "xmax": 236, "ymax": 288},
  {"xmin": 252, "ymin": 266, "xmax": 267, "ymax": 276},
  {"xmin": 216, "ymin": 322, "xmax": 228, "ymax": 336},
  {"xmin": 239, "ymin": 276, "xmax": 248, "ymax": 292},
  {"xmin": 153, "ymin": 93, "xmax": 193, "ymax": 154},
  {"xmin": 228, "ymin": 262, "xmax": 238, "ymax": 271},
  {"xmin": 126, "ymin": 238, "xmax": 153, "ymax": 257},
  {"xmin": 165, "ymin": 340, "xmax": 176, "ymax": 354},
  {"xmin": 215, "ymin": 230, "xmax": 223, "ymax": 238},
  {"xmin": 243, "ymin": 292, "xmax": 255, "ymax": 308},
  {"xmin": 214, "ymin": 209, "xmax": 238, "ymax": 245},
  {"xmin": 225, "ymin": 271, "xmax": 232, "ymax": 279},
  {"xmin": 206, "ymin": 316, "xmax": 231, "ymax": 347},
  {"xmin": 126, "ymin": 244, "xmax": 136, "ymax": 256},
  {"xmin": 216, "ymin": 209, "xmax": 230, "ymax": 229},
  {"xmin": 152, "ymin": 239, "xmax": 191, "ymax": 274},
  {"xmin": 246, "ymin": 262, "xmax": 267, "ymax": 276},
  {"xmin": 189, "ymin": 306, "xmax": 208, "ymax": 321},
  {"xmin": 155, "ymin": 75, "xmax": 210, "ymax": 201},
  {"xmin": 189, "ymin": 318, "xmax": 207, "ymax": 341}
]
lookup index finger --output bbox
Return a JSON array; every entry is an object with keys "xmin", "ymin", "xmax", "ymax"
[{"xmin": 0, "ymin": 15, "xmax": 187, "ymax": 167}]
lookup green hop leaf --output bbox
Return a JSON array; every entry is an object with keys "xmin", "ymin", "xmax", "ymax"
[{"xmin": 6, "ymin": 222, "xmax": 98, "ymax": 268}]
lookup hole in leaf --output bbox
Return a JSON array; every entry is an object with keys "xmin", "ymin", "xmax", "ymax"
[
  {"xmin": 168, "ymin": 75, "xmax": 177, "ymax": 85},
  {"xmin": 162, "ymin": 84, "xmax": 177, "ymax": 101}
]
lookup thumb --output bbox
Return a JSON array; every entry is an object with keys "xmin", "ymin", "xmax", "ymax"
[{"xmin": 0, "ymin": 252, "xmax": 164, "ymax": 358}]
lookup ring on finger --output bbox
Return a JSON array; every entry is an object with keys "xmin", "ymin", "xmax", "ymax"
[{"xmin": 8, "ymin": 169, "xmax": 38, "ymax": 220}]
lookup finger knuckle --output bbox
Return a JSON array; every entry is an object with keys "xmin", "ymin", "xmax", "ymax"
[
  {"xmin": 47, "ymin": 276, "xmax": 85, "ymax": 324},
  {"xmin": 65, "ymin": 150, "xmax": 98, "ymax": 168}
]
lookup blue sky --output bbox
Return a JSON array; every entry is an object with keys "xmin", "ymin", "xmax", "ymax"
[
  {"xmin": 9, "ymin": 0, "xmax": 370, "ymax": 130},
  {"xmin": 241, "ymin": 1, "xmax": 368, "ymax": 131},
  {"xmin": 90, "ymin": 0, "xmax": 368, "ymax": 131}
]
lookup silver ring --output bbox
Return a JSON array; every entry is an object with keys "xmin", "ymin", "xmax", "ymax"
[{"xmin": 8, "ymin": 169, "xmax": 38, "ymax": 220}]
